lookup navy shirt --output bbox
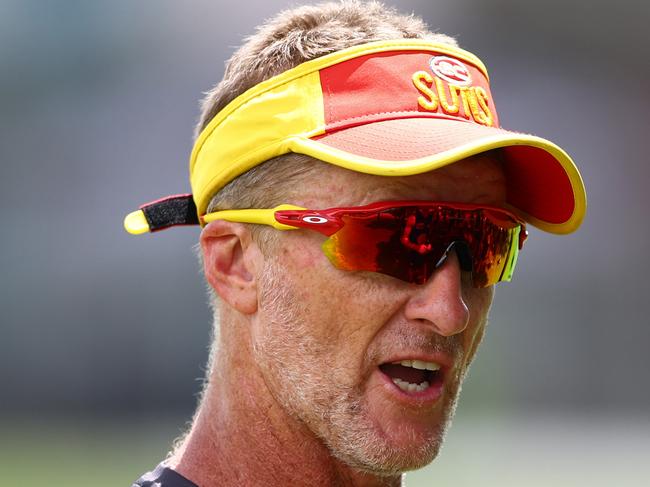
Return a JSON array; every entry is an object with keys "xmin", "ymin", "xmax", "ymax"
[{"xmin": 132, "ymin": 463, "xmax": 198, "ymax": 487}]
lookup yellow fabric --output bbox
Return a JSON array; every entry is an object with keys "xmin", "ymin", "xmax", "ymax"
[{"xmin": 191, "ymin": 71, "xmax": 325, "ymax": 216}]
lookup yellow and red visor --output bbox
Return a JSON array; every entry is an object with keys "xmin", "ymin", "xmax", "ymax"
[{"xmin": 124, "ymin": 39, "xmax": 586, "ymax": 235}]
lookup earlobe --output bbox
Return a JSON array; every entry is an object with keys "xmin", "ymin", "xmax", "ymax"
[{"xmin": 200, "ymin": 221, "xmax": 259, "ymax": 315}]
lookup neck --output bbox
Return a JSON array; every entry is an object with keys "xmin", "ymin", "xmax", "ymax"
[{"xmin": 168, "ymin": 316, "xmax": 401, "ymax": 487}]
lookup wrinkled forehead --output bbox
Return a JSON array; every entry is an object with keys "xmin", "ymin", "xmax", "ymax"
[{"xmin": 291, "ymin": 152, "xmax": 506, "ymax": 209}]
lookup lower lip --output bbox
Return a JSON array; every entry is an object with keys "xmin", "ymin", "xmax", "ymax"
[{"xmin": 376, "ymin": 368, "xmax": 445, "ymax": 405}]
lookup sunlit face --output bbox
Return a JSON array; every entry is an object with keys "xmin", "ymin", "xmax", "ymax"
[{"xmin": 250, "ymin": 154, "xmax": 506, "ymax": 474}]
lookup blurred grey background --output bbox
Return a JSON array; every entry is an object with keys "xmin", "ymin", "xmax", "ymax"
[{"xmin": 1, "ymin": 0, "xmax": 648, "ymax": 485}]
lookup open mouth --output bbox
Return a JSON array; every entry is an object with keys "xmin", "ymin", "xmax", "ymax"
[{"xmin": 379, "ymin": 359, "xmax": 444, "ymax": 394}]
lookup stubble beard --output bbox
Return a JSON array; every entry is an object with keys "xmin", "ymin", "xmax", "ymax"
[{"xmin": 254, "ymin": 259, "xmax": 467, "ymax": 476}]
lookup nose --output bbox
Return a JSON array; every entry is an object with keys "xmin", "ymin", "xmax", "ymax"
[{"xmin": 403, "ymin": 249, "xmax": 470, "ymax": 336}]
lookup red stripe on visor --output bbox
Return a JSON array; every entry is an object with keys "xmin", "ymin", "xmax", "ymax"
[{"xmin": 319, "ymin": 50, "xmax": 498, "ymax": 131}]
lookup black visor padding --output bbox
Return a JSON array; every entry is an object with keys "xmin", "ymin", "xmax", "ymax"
[{"xmin": 141, "ymin": 194, "xmax": 199, "ymax": 232}]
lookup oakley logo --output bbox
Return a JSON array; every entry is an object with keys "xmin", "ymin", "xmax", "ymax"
[
  {"xmin": 302, "ymin": 216, "xmax": 329, "ymax": 224},
  {"xmin": 429, "ymin": 56, "xmax": 472, "ymax": 86}
]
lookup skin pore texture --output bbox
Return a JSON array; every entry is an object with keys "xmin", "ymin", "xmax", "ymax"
[{"xmin": 169, "ymin": 154, "xmax": 506, "ymax": 486}]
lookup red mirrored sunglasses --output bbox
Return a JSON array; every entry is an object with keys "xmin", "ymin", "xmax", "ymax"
[{"xmin": 203, "ymin": 201, "xmax": 527, "ymax": 288}]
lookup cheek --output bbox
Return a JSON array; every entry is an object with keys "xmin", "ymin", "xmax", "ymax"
[
  {"xmin": 278, "ymin": 234, "xmax": 323, "ymax": 271},
  {"xmin": 270, "ymin": 237, "xmax": 353, "ymax": 345},
  {"xmin": 277, "ymin": 237, "xmax": 399, "ymax": 361}
]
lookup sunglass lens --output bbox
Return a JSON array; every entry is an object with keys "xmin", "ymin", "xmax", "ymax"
[{"xmin": 321, "ymin": 206, "xmax": 521, "ymax": 287}]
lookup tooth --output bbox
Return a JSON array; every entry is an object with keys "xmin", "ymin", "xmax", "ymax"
[
  {"xmin": 411, "ymin": 360, "xmax": 427, "ymax": 370},
  {"xmin": 407, "ymin": 383, "xmax": 418, "ymax": 392},
  {"xmin": 392, "ymin": 378, "xmax": 410, "ymax": 392},
  {"xmin": 400, "ymin": 360, "xmax": 413, "ymax": 367},
  {"xmin": 425, "ymin": 362, "xmax": 441, "ymax": 371},
  {"xmin": 419, "ymin": 381, "xmax": 429, "ymax": 390}
]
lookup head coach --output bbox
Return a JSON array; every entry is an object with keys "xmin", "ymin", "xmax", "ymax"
[{"xmin": 125, "ymin": 1, "xmax": 586, "ymax": 485}]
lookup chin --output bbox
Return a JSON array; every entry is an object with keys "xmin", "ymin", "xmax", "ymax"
[
  {"xmin": 325, "ymin": 407, "xmax": 452, "ymax": 476},
  {"xmin": 336, "ymin": 432, "xmax": 444, "ymax": 476}
]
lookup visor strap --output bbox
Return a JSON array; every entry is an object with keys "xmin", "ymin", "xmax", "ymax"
[{"xmin": 140, "ymin": 194, "xmax": 199, "ymax": 232}]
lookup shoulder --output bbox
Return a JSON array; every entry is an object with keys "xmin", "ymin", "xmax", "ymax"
[{"xmin": 132, "ymin": 463, "xmax": 198, "ymax": 487}]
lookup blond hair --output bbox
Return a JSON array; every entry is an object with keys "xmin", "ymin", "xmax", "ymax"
[{"xmin": 199, "ymin": 1, "xmax": 457, "ymax": 220}]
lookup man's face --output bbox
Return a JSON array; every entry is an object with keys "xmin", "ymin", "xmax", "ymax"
[{"xmin": 251, "ymin": 154, "xmax": 506, "ymax": 474}]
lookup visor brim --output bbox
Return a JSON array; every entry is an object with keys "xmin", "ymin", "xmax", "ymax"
[{"xmin": 288, "ymin": 118, "xmax": 586, "ymax": 234}]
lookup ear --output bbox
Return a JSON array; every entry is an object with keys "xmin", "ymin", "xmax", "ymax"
[{"xmin": 200, "ymin": 220, "xmax": 260, "ymax": 315}]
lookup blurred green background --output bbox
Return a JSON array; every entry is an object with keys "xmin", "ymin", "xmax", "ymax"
[
  {"xmin": 1, "ymin": 0, "xmax": 649, "ymax": 485},
  {"xmin": 3, "ymin": 410, "xmax": 649, "ymax": 486}
]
